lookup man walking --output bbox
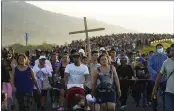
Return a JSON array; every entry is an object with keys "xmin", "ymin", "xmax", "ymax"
[
  {"xmin": 152, "ymin": 44, "xmax": 174, "ymax": 111},
  {"xmin": 148, "ymin": 44, "xmax": 168, "ymax": 111}
]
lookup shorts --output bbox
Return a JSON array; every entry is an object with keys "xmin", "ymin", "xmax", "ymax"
[
  {"xmin": 52, "ymin": 82, "xmax": 65, "ymax": 90},
  {"xmin": 96, "ymin": 91, "xmax": 116, "ymax": 104}
]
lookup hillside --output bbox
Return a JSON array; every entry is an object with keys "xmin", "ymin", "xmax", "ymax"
[
  {"xmin": 139, "ymin": 40, "xmax": 174, "ymax": 54},
  {"xmin": 2, "ymin": 1, "xmax": 134, "ymax": 46}
]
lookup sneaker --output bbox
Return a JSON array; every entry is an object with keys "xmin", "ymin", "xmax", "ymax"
[
  {"xmin": 86, "ymin": 106, "xmax": 91, "ymax": 111},
  {"xmin": 120, "ymin": 105, "xmax": 126, "ymax": 110},
  {"xmin": 57, "ymin": 106, "xmax": 64, "ymax": 111},
  {"xmin": 148, "ymin": 102, "xmax": 152, "ymax": 106},
  {"xmin": 52, "ymin": 103, "xmax": 59, "ymax": 109}
]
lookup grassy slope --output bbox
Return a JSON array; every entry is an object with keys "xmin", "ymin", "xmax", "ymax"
[{"xmin": 139, "ymin": 40, "xmax": 174, "ymax": 54}]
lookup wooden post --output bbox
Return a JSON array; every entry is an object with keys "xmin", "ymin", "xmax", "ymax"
[{"xmin": 69, "ymin": 17, "xmax": 105, "ymax": 73}]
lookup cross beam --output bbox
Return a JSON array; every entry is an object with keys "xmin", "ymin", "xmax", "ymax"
[
  {"xmin": 69, "ymin": 17, "xmax": 105, "ymax": 60},
  {"xmin": 69, "ymin": 28, "xmax": 105, "ymax": 35}
]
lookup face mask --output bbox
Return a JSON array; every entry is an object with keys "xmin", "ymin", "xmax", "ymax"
[{"xmin": 157, "ymin": 48, "xmax": 163, "ymax": 54}]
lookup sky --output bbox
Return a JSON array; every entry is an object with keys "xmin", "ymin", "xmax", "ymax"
[{"xmin": 27, "ymin": 1, "xmax": 174, "ymax": 33}]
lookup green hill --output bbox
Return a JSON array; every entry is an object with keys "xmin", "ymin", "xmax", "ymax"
[{"xmin": 139, "ymin": 40, "xmax": 174, "ymax": 54}]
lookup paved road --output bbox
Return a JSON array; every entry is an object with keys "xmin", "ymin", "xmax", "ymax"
[{"xmin": 10, "ymin": 93, "xmax": 163, "ymax": 111}]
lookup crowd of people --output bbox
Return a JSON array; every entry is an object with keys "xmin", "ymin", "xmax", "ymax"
[
  {"xmin": 52, "ymin": 33, "xmax": 173, "ymax": 55},
  {"xmin": 1, "ymin": 33, "xmax": 174, "ymax": 111}
]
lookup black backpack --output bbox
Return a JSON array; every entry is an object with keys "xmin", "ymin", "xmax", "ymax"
[{"xmin": 96, "ymin": 66, "xmax": 115, "ymax": 92}]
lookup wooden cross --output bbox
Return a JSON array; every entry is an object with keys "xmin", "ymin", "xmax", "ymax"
[{"xmin": 69, "ymin": 17, "xmax": 105, "ymax": 60}]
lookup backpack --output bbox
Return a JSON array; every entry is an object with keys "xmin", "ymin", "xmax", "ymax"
[{"xmin": 96, "ymin": 65, "xmax": 115, "ymax": 92}]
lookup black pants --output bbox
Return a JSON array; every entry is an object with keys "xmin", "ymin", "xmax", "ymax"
[
  {"xmin": 15, "ymin": 92, "xmax": 33, "ymax": 111},
  {"xmin": 134, "ymin": 81, "xmax": 148, "ymax": 106},
  {"xmin": 33, "ymin": 90, "xmax": 48, "ymax": 110},
  {"xmin": 120, "ymin": 80, "xmax": 130, "ymax": 106},
  {"xmin": 147, "ymin": 81, "xmax": 166, "ymax": 111},
  {"xmin": 147, "ymin": 81, "xmax": 154, "ymax": 103}
]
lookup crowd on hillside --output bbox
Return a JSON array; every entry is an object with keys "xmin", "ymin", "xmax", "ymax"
[
  {"xmin": 1, "ymin": 33, "xmax": 174, "ymax": 111},
  {"xmin": 53, "ymin": 33, "xmax": 173, "ymax": 55}
]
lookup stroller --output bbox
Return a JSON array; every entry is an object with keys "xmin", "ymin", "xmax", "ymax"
[{"xmin": 63, "ymin": 84, "xmax": 88, "ymax": 111}]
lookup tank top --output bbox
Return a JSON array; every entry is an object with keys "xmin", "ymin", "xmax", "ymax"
[{"xmin": 14, "ymin": 67, "xmax": 33, "ymax": 93}]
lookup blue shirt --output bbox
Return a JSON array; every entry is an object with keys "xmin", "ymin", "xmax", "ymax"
[{"xmin": 148, "ymin": 53, "xmax": 168, "ymax": 82}]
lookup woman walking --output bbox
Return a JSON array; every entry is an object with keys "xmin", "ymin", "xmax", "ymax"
[
  {"xmin": 33, "ymin": 55, "xmax": 52, "ymax": 110},
  {"xmin": 56, "ymin": 53, "xmax": 69, "ymax": 111},
  {"xmin": 92, "ymin": 54, "xmax": 121, "ymax": 111},
  {"xmin": 11, "ymin": 54, "xmax": 40, "ymax": 111}
]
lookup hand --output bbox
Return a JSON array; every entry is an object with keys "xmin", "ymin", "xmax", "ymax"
[
  {"xmin": 152, "ymin": 88, "xmax": 158, "ymax": 99},
  {"xmin": 37, "ymin": 88, "xmax": 41, "ymax": 95},
  {"xmin": 117, "ymin": 90, "xmax": 121, "ymax": 98}
]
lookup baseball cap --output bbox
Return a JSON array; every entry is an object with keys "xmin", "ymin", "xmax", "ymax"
[
  {"xmin": 73, "ymin": 53, "xmax": 80, "ymax": 58},
  {"xmin": 100, "ymin": 47, "xmax": 105, "ymax": 51},
  {"xmin": 39, "ymin": 56, "xmax": 46, "ymax": 60},
  {"xmin": 136, "ymin": 57, "xmax": 145, "ymax": 63}
]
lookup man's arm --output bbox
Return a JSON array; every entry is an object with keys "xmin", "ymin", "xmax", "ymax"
[{"xmin": 153, "ymin": 73, "xmax": 163, "ymax": 91}]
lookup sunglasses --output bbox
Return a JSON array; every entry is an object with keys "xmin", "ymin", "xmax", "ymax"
[{"xmin": 73, "ymin": 55, "xmax": 80, "ymax": 58}]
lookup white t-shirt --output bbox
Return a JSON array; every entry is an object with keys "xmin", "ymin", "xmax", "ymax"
[
  {"xmin": 65, "ymin": 63, "xmax": 89, "ymax": 84},
  {"xmin": 33, "ymin": 64, "xmax": 52, "ymax": 89},
  {"xmin": 35, "ymin": 59, "xmax": 53, "ymax": 72},
  {"xmin": 160, "ymin": 58, "xmax": 174, "ymax": 94}
]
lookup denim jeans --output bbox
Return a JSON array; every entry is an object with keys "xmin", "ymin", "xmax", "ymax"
[{"xmin": 165, "ymin": 92, "xmax": 174, "ymax": 111}]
